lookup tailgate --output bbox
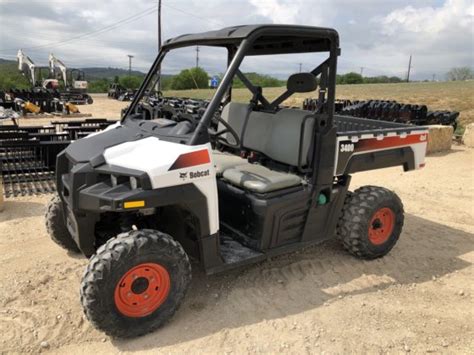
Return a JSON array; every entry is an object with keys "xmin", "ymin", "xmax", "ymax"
[{"xmin": 334, "ymin": 128, "xmax": 428, "ymax": 176}]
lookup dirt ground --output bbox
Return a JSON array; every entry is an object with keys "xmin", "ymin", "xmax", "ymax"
[{"xmin": 0, "ymin": 95, "xmax": 473, "ymax": 354}]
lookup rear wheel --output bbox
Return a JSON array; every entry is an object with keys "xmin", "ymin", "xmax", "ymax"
[
  {"xmin": 45, "ymin": 194, "xmax": 80, "ymax": 253},
  {"xmin": 337, "ymin": 186, "xmax": 404, "ymax": 259},
  {"xmin": 80, "ymin": 229, "xmax": 191, "ymax": 338}
]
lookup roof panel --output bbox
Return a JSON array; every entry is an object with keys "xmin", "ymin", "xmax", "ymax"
[{"xmin": 162, "ymin": 24, "xmax": 339, "ymax": 54}]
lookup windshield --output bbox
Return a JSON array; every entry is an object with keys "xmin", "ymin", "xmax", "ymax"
[
  {"xmin": 130, "ymin": 46, "xmax": 228, "ymax": 115},
  {"xmin": 128, "ymin": 46, "xmax": 328, "ymax": 119}
]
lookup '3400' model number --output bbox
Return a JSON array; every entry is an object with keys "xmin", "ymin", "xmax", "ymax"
[{"xmin": 340, "ymin": 143, "xmax": 354, "ymax": 152}]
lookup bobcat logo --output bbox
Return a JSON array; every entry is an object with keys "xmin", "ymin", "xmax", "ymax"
[
  {"xmin": 179, "ymin": 172, "xmax": 188, "ymax": 180},
  {"xmin": 190, "ymin": 169, "xmax": 210, "ymax": 179}
]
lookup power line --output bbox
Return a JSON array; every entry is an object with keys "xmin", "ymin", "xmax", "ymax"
[
  {"xmin": 0, "ymin": 5, "xmax": 158, "ymax": 53},
  {"xmin": 1, "ymin": 2, "xmax": 222, "ymax": 58},
  {"xmin": 162, "ymin": 3, "xmax": 223, "ymax": 26}
]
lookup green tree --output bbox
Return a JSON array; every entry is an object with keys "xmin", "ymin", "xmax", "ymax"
[
  {"xmin": 0, "ymin": 60, "xmax": 31, "ymax": 90},
  {"xmin": 119, "ymin": 76, "xmax": 142, "ymax": 90},
  {"xmin": 342, "ymin": 72, "xmax": 364, "ymax": 84},
  {"xmin": 159, "ymin": 76, "xmax": 174, "ymax": 90},
  {"xmin": 388, "ymin": 76, "xmax": 402, "ymax": 83},
  {"xmin": 232, "ymin": 72, "xmax": 284, "ymax": 88},
  {"xmin": 171, "ymin": 67, "xmax": 209, "ymax": 90},
  {"xmin": 88, "ymin": 78, "xmax": 111, "ymax": 93},
  {"xmin": 336, "ymin": 74, "xmax": 344, "ymax": 85}
]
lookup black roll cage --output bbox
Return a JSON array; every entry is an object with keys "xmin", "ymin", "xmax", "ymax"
[{"xmin": 122, "ymin": 25, "xmax": 340, "ymax": 146}]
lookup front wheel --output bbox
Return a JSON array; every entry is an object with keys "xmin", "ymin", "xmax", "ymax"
[
  {"xmin": 45, "ymin": 194, "xmax": 80, "ymax": 253},
  {"xmin": 80, "ymin": 229, "xmax": 191, "ymax": 338},
  {"xmin": 337, "ymin": 186, "xmax": 404, "ymax": 259}
]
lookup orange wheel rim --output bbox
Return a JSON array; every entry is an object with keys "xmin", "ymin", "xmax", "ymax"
[
  {"xmin": 114, "ymin": 263, "xmax": 170, "ymax": 318},
  {"xmin": 368, "ymin": 207, "xmax": 395, "ymax": 245}
]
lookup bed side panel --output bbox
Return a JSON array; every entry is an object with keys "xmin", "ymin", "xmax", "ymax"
[{"xmin": 335, "ymin": 131, "xmax": 428, "ymax": 175}]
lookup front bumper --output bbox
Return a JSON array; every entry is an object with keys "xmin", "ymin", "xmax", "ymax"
[{"xmin": 56, "ymin": 150, "xmax": 152, "ymax": 255}]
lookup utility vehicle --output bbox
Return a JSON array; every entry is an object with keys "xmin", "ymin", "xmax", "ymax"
[
  {"xmin": 107, "ymin": 83, "xmax": 126, "ymax": 100},
  {"xmin": 45, "ymin": 25, "xmax": 428, "ymax": 338}
]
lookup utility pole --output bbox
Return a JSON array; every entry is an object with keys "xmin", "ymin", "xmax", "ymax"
[
  {"xmin": 157, "ymin": 0, "xmax": 162, "ymax": 51},
  {"xmin": 360, "ymin": 67, "xmax": 364, "ymax": 76},
  {"xmin": 127, "ymin": 54, "xmax": 134, "ymax": 77},
  {"xmin": 196, "ymin": 46, "xmax": 200, "ymax": 68},
  {"xmin": 157, "ymin": 0, "xmax": 162, "ymax": 91},
  {"xmin": 406, "ymin": 54, "xmax": 412, "ymax": 82},
  {"xmin": 432, "ymin": 73, "xmax": 436, "ymax": 82},
  {"xmin": 298, "ymin": 63, "xmax": 302, "ymax": 73}
]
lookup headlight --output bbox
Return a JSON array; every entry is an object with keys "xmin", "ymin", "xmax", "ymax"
[{"xmin": 110, "ymin": 174, "xmax": 140, "ymax": 189}]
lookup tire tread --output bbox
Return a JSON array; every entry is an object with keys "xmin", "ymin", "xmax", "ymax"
[
  {"xmin": 45, "ymin": 194, "xmax": 80, "ymax": 253},
  {"xmin": 80, "ymin": 229, "xmax": 191, "ymax": 338},
  {"xmin": 336, "ymin": 186, "xmax": 404, "ymax": 259}
]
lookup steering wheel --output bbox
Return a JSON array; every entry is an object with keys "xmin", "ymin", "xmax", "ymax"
[{"xmin": 209, "ymin": 114, "xmax": 240, "ymax": 150}]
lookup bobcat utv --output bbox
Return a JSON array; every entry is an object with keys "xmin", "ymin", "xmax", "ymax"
[{"xmin": 46, "ymin": 25, "xmax": 429, "ymax": 338}]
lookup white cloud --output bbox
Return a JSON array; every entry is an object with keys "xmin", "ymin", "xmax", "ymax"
[
  {"xmin": 249, "ymin": 0, "xmax": 302, "ymax": 24},
  {"xmin": 377, "ymin": 0, "xmax": 473, "ymax": 35},
  {"xmin": 367, "ymin": 0, "xmax": 474, "ymax": 78},
  {"xmin": 0, "ymin": 0, "xmax": 472, "ymax": 80}
]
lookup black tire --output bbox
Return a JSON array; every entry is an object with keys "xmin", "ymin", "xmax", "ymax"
[
  {"xmin": 80, "ymin": 229, "xmax": 192, "ymax": 338},
  {"xmin": 337, "ymin": 186, "xmax": 404, "ymax": 259},
  {"xmin": 45, "ymin": 194, "xmax": 80, "ymax": 253}
]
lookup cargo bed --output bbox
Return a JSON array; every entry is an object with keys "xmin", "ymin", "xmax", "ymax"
[
  {"xmin": 335, "ymin": 114, "xmax": 428, "ymax": 135},
  {"xmin": 333, "ymin": 115, "xmax": 429, "ymax": 176}
]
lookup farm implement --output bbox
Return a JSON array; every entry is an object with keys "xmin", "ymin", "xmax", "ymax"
[
  {"xmin": 0, "ymin": 89, "xmax": 81, "ymax": 115},
  {"xmin": 303, "ymin": 98, "xmax": 459, "ymax": 130},
  {"xmin": 0, "ymin": 50, "xmax": 94, "ymax": 116},
  {"xmin": 0, "ymin": 119, "xmax": 116, "ymax": 197}
]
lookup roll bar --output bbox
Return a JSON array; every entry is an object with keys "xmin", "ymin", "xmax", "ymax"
[{"xmin": 122, "ymin": 26, "xmax": 340, "ymax": 145}]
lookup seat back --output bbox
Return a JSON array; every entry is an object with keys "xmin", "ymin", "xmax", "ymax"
[
  {"xmin": 220, "ymin": 102, "xmax": 315, "ymax": 167},
  {"xmin": 219, "ymin": 102, "xmax": 248, "ymax": 145}
]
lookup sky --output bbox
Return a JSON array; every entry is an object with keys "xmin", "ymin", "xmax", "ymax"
[{"xmin": 0, "ymin": 0, "xmax": 473, "ymax": 80}]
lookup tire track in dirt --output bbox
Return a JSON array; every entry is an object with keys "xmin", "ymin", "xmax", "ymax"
[{"xmin": 217, "ymin": 216, "xmax": 472, "ymax": 325}]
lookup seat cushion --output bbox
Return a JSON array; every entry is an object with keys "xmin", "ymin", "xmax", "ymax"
[
  {"xmin": 223, "ymin": 164, "xmax": 302, "ymax": 193},
  {"xmin": 212, "ymin": 151, "xmax": 247, "ymax": 176}
]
